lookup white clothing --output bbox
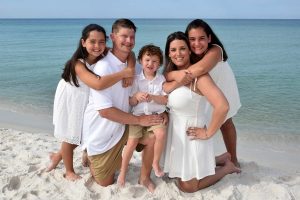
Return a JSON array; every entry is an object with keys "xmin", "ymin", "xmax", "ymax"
[
  {"xmin": 163, "ymin": 86, "xmax": 216, "ymax": 181},
  {"xmin": 53, "ymin": 60, "xmax": 94, "ymax": 145},
  {"xmin": 130, "ymin": 71, "xmax": 166, "ymax": 115},
  {"xmin": 82, "ymin": 51, "xmax": 130, "ymax": 156},
  {"xmin": 206, "ymin": 44, "xmax": 241, "ymax": 121}
]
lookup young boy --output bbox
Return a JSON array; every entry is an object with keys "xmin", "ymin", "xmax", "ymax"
[{"xmin": 117, "ymin": 44, "xmax": 168, "ymax": 186}]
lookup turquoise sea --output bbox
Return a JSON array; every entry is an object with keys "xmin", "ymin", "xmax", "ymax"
[{"xmin": 0, "ymin": 19, "xmax": 299, "ymax": 135}]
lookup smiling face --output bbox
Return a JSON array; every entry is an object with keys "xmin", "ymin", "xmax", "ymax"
[
  {"xmin": 111, "ymin": 27, "xmax": 135, "ymax": 55},
  {"xmin": 188, "ymin": 27, "xmax": 211, "ymax": 56},
  {"xmin": 168, "ymin": 39, "xmax": 191, "ymax": 70},
  {"xmin": 81, "ymin": 30, "xmax": 106, "ymax": 61},
  {"xmin": 140, "ymin": 53, "xmax": 161, "ymax": 77}
]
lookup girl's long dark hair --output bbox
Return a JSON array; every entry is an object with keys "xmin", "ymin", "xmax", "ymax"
[
  {"xmin": 185, "ymin": 19, "xmax": 228, "ymax": 62},
  {"xmin": 163, "ymin": 31, "xmax": 191, "ymax": 75},
  {"xmin": 61, "ymin": 24, "xmax": 107, "ymax": 87}
]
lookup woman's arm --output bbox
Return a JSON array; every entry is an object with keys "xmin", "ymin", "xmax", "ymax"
[
  {"xmin": 75, "ymin": 60, "xmax": 134, "ymax": 90},
  {"xmin": 188, "ymin": 46, "xmax": 221, "ymax": 78},
  {"xmin": 187, "ymin": 74, "xmax": 228, "ymax": 139}
]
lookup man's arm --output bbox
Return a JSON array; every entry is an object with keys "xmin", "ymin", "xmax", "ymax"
[{"xmin": 99, "ymin": 107, "xmax": 163, "ymax": 126}]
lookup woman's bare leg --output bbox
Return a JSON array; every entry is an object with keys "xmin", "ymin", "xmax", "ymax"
[{"xmin": 178, "ymin": 160, "xmax": 241, "ymax": 193}]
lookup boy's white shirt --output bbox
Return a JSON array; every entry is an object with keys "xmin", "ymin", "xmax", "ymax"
[{"xmin": 130, "ymin": 70, "xmax": 167, "ymax": 116}]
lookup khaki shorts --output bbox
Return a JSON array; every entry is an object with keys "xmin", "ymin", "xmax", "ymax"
[
  {"xmin": 129, "ymin": 124, "xmax": 166, "ymax": 139},
  {"xmin": 88, "ymin": 127, "xmax": 129, "ymax": 182}
]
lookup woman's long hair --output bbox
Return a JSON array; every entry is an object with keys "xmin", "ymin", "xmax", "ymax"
[
  {"xmin": 185, "ymin": 19, "xmax": 228, "ymax": 62},
  {"xmin": 61, "ymin": 24, "xmax": 107, "ymax": 87},
  {"xmin": 163, "ymin": 31, "xmax": 191, "ymax": 75}
]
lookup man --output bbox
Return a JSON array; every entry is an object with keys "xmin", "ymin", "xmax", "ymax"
[{"xmin": 82, "ymin": 19, "xmax": 163, "ymax": 192}]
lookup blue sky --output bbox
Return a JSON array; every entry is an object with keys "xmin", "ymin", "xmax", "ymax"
[{"xmin": 0, "ymin": 0, "xmax": 299, "ymax": 19}]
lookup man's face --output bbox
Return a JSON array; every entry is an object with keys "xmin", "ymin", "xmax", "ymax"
[{"xmin": 111, "ymin": 28, "xmax": 135, "ymax": 54}]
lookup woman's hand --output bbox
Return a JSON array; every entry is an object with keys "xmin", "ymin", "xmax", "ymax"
[{"xmin": 186, "ymin": 126, "xmax": 208, "ymax": 140}]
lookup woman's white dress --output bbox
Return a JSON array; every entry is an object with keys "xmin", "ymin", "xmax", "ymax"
[
  {"xmin": 53, "ymin": 60, "xmax": 94, "ymax": 145},
  {"xmin": 207, "ymin": 44, "xmax": 241, "ymax": 121},
  {"xmin": 163, "ymin": 86, "xmax": 216, "ymax": 181}
]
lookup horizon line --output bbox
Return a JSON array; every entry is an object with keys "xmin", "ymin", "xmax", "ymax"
[{"xmin": 0, "ymin": 17, "xmax": 300, "ymax": 20}]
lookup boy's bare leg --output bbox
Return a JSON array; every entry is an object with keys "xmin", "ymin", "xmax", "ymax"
[
  {"xmin": 152, "ymin": 128, "xmax": 166, "ymax": 177},
  {"xmin": 139, "ymin": 135, "xmax": 156, "ymax": 193},
  {"xmin": 117, "ymin": 138, "xmax": 139, "ymax": 186}
]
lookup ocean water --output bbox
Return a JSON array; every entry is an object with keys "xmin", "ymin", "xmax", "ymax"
[{"xmin": 0, "ymin": 19, "xmax": 299, "ymax": 135}]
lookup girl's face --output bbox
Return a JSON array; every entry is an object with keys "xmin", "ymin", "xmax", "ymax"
[
  {"xmin": 82, "ymin": 30, "xmax": 106, "ymax": 60},
  {"xmin": 169, "ymin": 39, "xmax": 191, "ymax": 70},
  {"xmin": 188, "ymin": 27, "xmax": 211, "ymax": 56},
  {"xmin": 140, "ymin": 53, "xmax": 161, "ymax": 77}
]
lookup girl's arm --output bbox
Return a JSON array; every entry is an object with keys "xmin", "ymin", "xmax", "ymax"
[
  {"xmin": 122, "ymin": 51, "xmax": 136, "ymax": 87},
  {"xmin": 162, "ymin": 81, "xmax": 181, "ymax": 94},
  {"xmin": 188, "ymin": 46, "xmax": 221, "ymax": 78},
  {"xmin": 75, "ymin": 60, "xmax": 134, "ymax": 90},
  {"xmin": 187, "ymin": 74, "xmax": 228, "ymax": 139}
]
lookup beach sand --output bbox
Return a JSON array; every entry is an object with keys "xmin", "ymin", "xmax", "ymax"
[{"xmin": 1, "ymin": 110, "xmax": 300, "ymax": 200}]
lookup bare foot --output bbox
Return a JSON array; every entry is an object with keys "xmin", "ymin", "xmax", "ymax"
[
  {"xmin": 46, "ymin": 152, "xmax": 62, "ymax": 172},
  {"xmin": 81, "ymin": 150, "xmax": 89, "ymax": 167},
  {"xmin": 117, "ymin": 173, "xmax": 126, "ymax": 187},
  {"xmin": 152, "ymin": 165, "xmax": 164, "ymax": 177},
  {"xmin": 232, "ymin": 159, "xmax": 241, "ymax": 168},
  {"xmin": 216, "ymin": 152, "xmax": 231, "ymax": 166},
  {"xmin": 139, "ymin": 178, "xmax": 155, "ymax": 193},
  {"xmin": 224, "ymin": 160, "xmax": 241, "ymax": 174},
  {"xmin": 64, "ymin": 172, "xmax": 82, "ymax": 181}
]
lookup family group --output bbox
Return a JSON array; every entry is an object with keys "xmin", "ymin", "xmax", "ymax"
[{"xmin": 46, "ymin": 18, "xmax": 241, "ymax": 193}]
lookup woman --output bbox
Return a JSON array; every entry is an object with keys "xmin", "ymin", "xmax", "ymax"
[
  {"xmin": 165, "ymin": 19, "xmax": 241, "ymax": 167},
  {"xmin": 163, "ymin": 32, "xmax": 240, "ymax": 193}
]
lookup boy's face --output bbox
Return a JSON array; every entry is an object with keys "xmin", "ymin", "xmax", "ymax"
[
  {"xmin": 111, "ymin": 27, "xmax": 135, "ymax": 54},
  {"xmin": 140, "ymin": 53, "xmax": 161, "ymax": 76}
]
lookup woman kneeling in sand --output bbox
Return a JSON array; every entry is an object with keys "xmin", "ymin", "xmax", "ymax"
[{"xmin": 162, "ymin": 31, "xmax": 240, "ymax": 193}]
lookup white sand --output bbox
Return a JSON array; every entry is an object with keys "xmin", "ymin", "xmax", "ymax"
[{"xmin": 1, "ymin": 125, "xmax": 299, "ymax": 200}]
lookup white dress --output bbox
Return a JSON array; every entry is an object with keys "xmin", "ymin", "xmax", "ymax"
[
  {"xmin": 53, "ymin": 60, "xmax": 94, "ymax": 145},
  {"xmin": 163, "ymin": 85, "xmax": 216, "ymax": 181},
  {"xmin": 207, "ymin": 44, "xmax": 241, "ymax": 121}
]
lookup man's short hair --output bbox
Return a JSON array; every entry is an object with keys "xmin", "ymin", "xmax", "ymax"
[{"xmin": 112, "ymin": 18, "xmax": 137, "ymax": 33}]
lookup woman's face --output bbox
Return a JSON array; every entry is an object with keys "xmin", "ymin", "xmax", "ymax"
[
  {"xmin": 169, "ymin": 39, "xmax": 191, "ymax": 69},
  {"xmin": 188, "ymin": 27, "xmax": 211, "ymax": 56}
]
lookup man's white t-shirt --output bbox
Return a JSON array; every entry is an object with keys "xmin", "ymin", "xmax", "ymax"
[{"xmin": 82, "ymin": 51, "xmax": 130, "ymax": 156}]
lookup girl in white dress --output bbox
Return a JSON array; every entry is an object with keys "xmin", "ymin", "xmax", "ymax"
[
  {"xmin": 165, "ymin": 19, "xmax": 241, "ymax": 167},
  {"xmin": 47, "ymin": 24, "xmax": 135, "ymax": 180},
  {"xmin": 163, "ymin": 32, "xmax": 240, "ymax": 193}
]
